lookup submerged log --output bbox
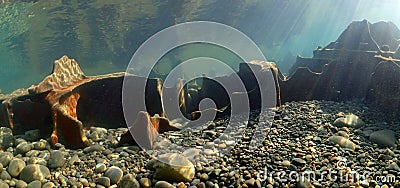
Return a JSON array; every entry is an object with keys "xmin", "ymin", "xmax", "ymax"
[{"xmin": 0, "ymin": 56, "xmax": 167, "ymax": 149}]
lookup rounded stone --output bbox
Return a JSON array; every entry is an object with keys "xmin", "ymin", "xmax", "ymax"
[
  {"xmin": 291, "ymin": 158, "xmax": 306, "ymax": 166},
  {"xmin": 333, "ymin": 114, "xmax": 364, "ymax": 128},
  {"xmin": 139, "ymin": 177, "xmax": 151, "ymax": 188},
  {"xmin": 104, "ymin": 166, "xmax": 123, "ymax": 185},
  {"xmin": 79, "ymin": 178, "xmax": 89, "ymax": 187},
  {"xmin": 369, "ymin": 129, "xmax": 397, "ymax": 148},
  {"xmin": 336, "ymin": 130, "xmax": 349, "ymax": 138},
  {"xmin": 95, "ymin": 163, "xmax": 107, "ymax": 173},
  {"xmin": 24, "ymin": 130, "xmax": 41, "ymax": 142},
  {"xmin": 15, "ymin": 180, "xmax": 27, "ymax": 188},
  {"xmin": 19, "ymin": 164, "xmax": 50, "ymax": 183},
  {"xmin": 0, "ymin": 171, "xmax": 11, "ymax": 180},
  {"xmin": 154, "ymin": 181, "xmax": 174, "ymax": 188},
  {"xmin": 7, "ymin": 158, "xmax": 26, "ymax": 177},
  {"xmin": 42, "ymin": 182, "xmax": 55, "ymax": 188},
  {"xmin": 15, "ymin": 142, "xmax": 33, "ymax": 155},
  {"xmin": 0, "ymin": 134, "xmax": 15, "ymax": 148},
  {"xmin": 0, "ymin": 181, "xmax": 8, "ymax": 188},
  {"xmin": 98, "ymin": 177, "xmax": 111, "ymax": 187},
  {"xmin": 26, "ymin": 180, "xmax": 41, "ymax": 188},
  {"xmin": 32, "ymin": 140, "xmax": 49, "ymax": 150},
  {"xmin": 328, "ymin": 135, "xmax": 356, "ymax": 150},
  {"xmin": 281, "ymin": 160, "xmax": 291, "ymax": 167},
  {"xmin": 118, "ymin": 174, "xmax": 140, "ymax": 188},
  {"xmin": 0, "ymin": 152, "xmax": 13, "ymax": 167},
  {"xmin": 47, "ymin": 150, "xmax": 66, "ymax": 169},
  {"xmin": 151, "ymin": 153, "xmax": 195, "ymax": 182},
  {"xmin": 83, "ymin": 144, "xmax": 105, "ymax": 153}
]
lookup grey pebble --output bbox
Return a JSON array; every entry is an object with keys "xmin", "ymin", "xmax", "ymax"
[
  {"xmin": 98, "ymin": 177, "xmax": 111, "ymax": 187},
  {"xmin": 95, "ymin": 163, "xmax": 107, "ymax": 173},
  {"xmin": 139, "ymin": 177, "xmax": 151, "ymax": 188},
  {"xmin": 42, "ymin": 182, "xmax": 55, "ymax": 188},
  {"xmin": 7, "ymin": 158, "xmax": 25, "ymax": 177},
  {"xmin": 26, "ymin": 180, "xmax": 41, "ymax": 188},
  {"xmin": 118, "ymin": 174, "xmax": 140, "ymax": 188},
  {"xmin": 0, "ymin": 171, "xmax": 11, "ymax": 180},
  {"xmin": 154, "ymin": 181, "xmax": 175, "ymax": 188},
  {"xmin": 47, "ymin": 150, "xmax": 65, "ymax": 169},
  {"xmin": 19, "ymin": 164, "xmax": 50, "ymax": 183},
  {"xmin": 0, "ymin": 153, "xmax": 12, "ymax": 167},
  {"xmin": 0, "ymin": 180, "xmax": 8, "ymax": 188},
  {"xmin": 104, "ymin": 166, "xmax": 123, "ymax": 184},
  {"xmin": 15, "ymin": 142, "xmax": 33, "ymax": 154},
  {"xmin": 15, "ymin": 180, "xmax": 27, "ymax": 188},
  {"xmin": 1, "ymin": 134, "xmax": 14, "ymax": 148},
  {"xmin": 83, "ymin": 144, "xmax": 105, "ymax": 153}
]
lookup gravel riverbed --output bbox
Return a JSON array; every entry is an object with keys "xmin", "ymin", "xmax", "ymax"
[{"xmin": 0, "ymin": 100, "xmax": 399, "ymax": 188}]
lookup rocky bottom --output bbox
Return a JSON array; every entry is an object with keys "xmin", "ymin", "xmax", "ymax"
[{"xmin": 0, "ymin": 100, "xmax": 399, "ymax": 188}]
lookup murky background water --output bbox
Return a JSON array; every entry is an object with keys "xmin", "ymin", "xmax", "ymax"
[{"xmin": 1, "ymin": 0, "xmax": 399, "ymax": 93}]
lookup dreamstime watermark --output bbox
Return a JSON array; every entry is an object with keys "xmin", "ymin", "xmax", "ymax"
[
  {"xmin": 257, "ymin": 159, "xmax": 396, "ymax": 184},
  {"xmin": 122, "ymin": 21, "xmax": 277, "ymax": 165}
]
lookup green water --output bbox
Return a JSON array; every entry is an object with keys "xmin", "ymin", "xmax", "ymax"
[{"xmin": 1, "ymin": 0, "xmax": 399, "ymax": 93}]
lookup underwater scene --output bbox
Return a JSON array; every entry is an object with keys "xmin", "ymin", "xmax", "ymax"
[{"xmin": 1, "ymin": 0, "xmax": 400, "ymax": 187}]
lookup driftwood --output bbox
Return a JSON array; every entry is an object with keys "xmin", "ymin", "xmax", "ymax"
[
  {"xmin": 0, "ymin": 56, "xmax": 279, "ymax": 149},
  {"xmin": 0, "ymin": 56, "xmax": 169, "ymax": 148}
]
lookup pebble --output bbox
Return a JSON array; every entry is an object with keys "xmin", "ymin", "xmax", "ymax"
[
  {"xmin": 332, "ymin": 114, "xmax": 364, "ymax": 128},
  {"xmin": 98, "ymin": 177, "xmax": 111, "ymax": 187},
  {"xmin": 26, "ymin": 180, "xmax": 41, "ymax": 188},
  {"xmin": 7, "ymin": 158, "xmax": 26, "ymax": 177},
  {"xmin": 155, "ymin": 181, "xmax": 175, "ymax": 188},
  {"xmin": 0, "ymin": 180, "xmax": 8, "ymax": 188},
  {"xmin": 83, "ymin": 144, "xmax": 105, "ymax": 153},
  {"xmin": 388, "ymin": 163, "xmax": 400, "ymax": 171},
  {"xmin": 19, "ymin": 164, "xmax": 50, "ymax": 183},
  {"xmin": 292, "ymin": 158, "xmax": 306, "ymax": 166},
  {"xmin": 139, "ymin": 177, "xmax": 151, "ymax": 188},
  {"xmin": 0, "ymin": 152, "xmax": 13, "ymax": 167},
  {"xmin": 0, "ymin": 171, "xmax": 11, "ymax": 180},
  {"xmin": 369, "ymin": 129, "xmax": 397, "ymax": 148},
  {"xmin": 95, "ymin": 163, "xmax": 107, "ymax": 173},
  {"xmin": 104, "ymin": 166, "xmax": 123, "ymax": 184},
  {"xmin": 47, "ymin": 150, "xmax": 66, "ymax": 169},
  {"xmin": 118, "ymin": 174, "xmax": 140, "ymax": 188},
  {"xmin": 0, "ymin": 134, "xmax": 15, "ymax": 148},
  {"xmin": 42, "ymin": 182, "xmax": 55, "ymax": 188},
  {"xmin": 15, "ymin": 180, "xmax": 27, "ymax": 188},
  {"xmin": 328, "ymin": 135, "xmax": 356, "ymax": 150},
  {"xmin": 68, "ymin": 154, "xmax": 80, "ymax": 165},
  {"xmin": 151, "ymin": 153, "xmax": 195, "ymax": 182},
  {"xmin": 32, "ymin": 140, "xmax": 49, "ymax": 150},
  {"xmin": 79, "ymin": 178, "xmax": 89, "ymax": 187},
  {"xmin": 15, "ymin": 142, "xmax": 33, "ymax": 154},
  {"xmin": 336, "ymin": 130, "xmax": 349, "ymax": 138}
]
